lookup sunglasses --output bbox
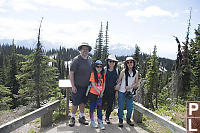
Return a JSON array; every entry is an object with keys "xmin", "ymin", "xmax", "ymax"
[
  {"xmin": 126, "ymin": 61, "xmax": 133, "ymax": 64},
  {"xmin": 82, "ymin": 48, "xmax": 89, "ymax": 51},
  {"xmin": 96, "ymin": 65, "xmax": 102, "ymax": 68},
  {"xmin": 109, "ymin": 60, "xmax": 116, "ymax": 63}
]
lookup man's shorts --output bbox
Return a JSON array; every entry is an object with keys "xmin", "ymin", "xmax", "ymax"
[{"xmin": 72, "ymin": 86, "xmax": 88, "ymax": 106}]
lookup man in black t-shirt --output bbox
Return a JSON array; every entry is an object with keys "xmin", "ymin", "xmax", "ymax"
[{"xmin": 69, "ymin": 42, "xmax": 92, "ymax": 127}]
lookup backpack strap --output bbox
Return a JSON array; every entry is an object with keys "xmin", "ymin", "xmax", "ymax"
[
  {"xmin": 104, "ymin": 67, "xmax": 107, "ymax": 76},
  {"xmin": 86, "ymin": 84, "xmax": 91, "ymax": 96},
  {"xmin": 116, "ymin": 67, "xmax": 120, "ymax": 76}
]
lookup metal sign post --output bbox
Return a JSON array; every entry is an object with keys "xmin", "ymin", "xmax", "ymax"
[{"xmin": 59, "ymin": 79, "xmax": 72, "ymax": 118}]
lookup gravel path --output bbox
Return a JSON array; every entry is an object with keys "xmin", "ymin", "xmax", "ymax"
[
  {"xmin": 1, "ymin": 107, "xmax": 149, "ymax": 133},
  {"xmin": 41, "ymin": 115, "xmax": 149, "ymax": 133}
]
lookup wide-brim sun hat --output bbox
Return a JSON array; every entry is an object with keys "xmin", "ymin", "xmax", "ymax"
[
  {"xmin": 106, "ymin": 54, "xmax": 118, "ymax": 62},
  {"xmin": 78, "ymin": 42, "xmax": 92, "ymax": 52},
  {"xmin": 125, "ymin": 57, "xmax": 136, "ymax": 64}
]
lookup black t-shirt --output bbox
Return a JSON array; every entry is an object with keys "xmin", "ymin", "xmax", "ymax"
[
  {"xmin": 70, "ymin": 55, "xmax": 92, "ymax": 87},
  {"xmin": 105, "ymin": 69, "xmax": 118, "ymax": 94}
]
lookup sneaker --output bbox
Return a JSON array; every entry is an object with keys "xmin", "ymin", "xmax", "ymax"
[
  {"xmin": 126, "ymin": 119, "xmax": 134, "ymax": 126},
  {"xmin": 105, "ymin": 118, "xmax": 111, "ymax": 124},
  {"xmin": 90, "ymin": 121, "xmax": 98, "ymax": 128},
  {"xmin": 79, "ymin": 116, "xmax": 89, "ymax": 125},
  {"xmin": 69, "ymin": 117, "xmax": 75, "ymax": 127},
  {"xmin": 99, "ymin": 122, "xmax": 105, "ymax": 130},
  {"xmin": 118, "ymin": 118, "xmax": 123, "ymax": 127}
]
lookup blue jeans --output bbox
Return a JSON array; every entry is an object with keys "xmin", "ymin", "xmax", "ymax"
[{"xmin": 118, "ymin": 91, "xmax": 133, "ymax": 119}]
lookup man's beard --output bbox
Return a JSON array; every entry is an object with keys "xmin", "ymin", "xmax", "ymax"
[{"xmin": 82, "ymin": 52, "xmax": 88, "ymax": 57}]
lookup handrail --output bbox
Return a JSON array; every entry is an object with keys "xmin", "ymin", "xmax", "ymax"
[
  {"xmin": 0, "ymin": 100, "xmax": 60, "ymax": 133},
  {"xmin": 133, "ymin": 102, "xmax": 186, "ymax": 133}
]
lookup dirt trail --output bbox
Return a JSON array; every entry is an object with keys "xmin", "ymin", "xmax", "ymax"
[{"xmin": 41, "ymin": 116, "xmax": 149, "ymax": 133}]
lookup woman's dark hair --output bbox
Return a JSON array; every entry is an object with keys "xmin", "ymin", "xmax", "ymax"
[
  {"xmin": 106, "ymin": 60, "xmax": 118, "ymax": 69},
  {"xmin": 124, "ymin": 60, "xmax": 136, "ymax": 86},
  {"xmin": 92, "ymin": 63, "xmax": 105, "ymax": 83}
]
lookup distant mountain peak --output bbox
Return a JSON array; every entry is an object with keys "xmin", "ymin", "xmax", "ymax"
[
  {"xmin": 0, "ymin": 39, "xmax": 135, "ymax": 56},
  {"xmin": 108, "ymin": 43, "xmax": 135, "ymax": 56}
]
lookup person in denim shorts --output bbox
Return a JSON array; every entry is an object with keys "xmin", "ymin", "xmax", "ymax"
[{"xmin": 68, "ymin": 42, "xmax": 93, "ymax": 127}]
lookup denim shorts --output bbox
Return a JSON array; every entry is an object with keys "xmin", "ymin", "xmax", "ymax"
[{"xmin": 72, "ymin": 86, "xmax": 88, "ymax": 106}]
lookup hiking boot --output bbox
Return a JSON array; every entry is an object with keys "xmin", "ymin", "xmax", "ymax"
[
  {"xmin": 126, "ymin": 119, "xmax": 134, "ymax": 126},
  {"xmin": 118, "ymin": 118, "xmax": 123, "ymax": 127},
  {"xmin": 78, "ymin": 116, "xmax": 89, "ymax": 125},
  {"xmin": 99, "ymin": 122, "xmax": 105, "ymax": 130},
  {"xmin": 69, "ymin": 117, "xmax": 75, "ymax": 127},
  {"xmin": 90, "ymin": 121, "xmax": 98, "ymax": 128},
  {"xmin": 105, "ymin": 118, "xmax": 111, "ymax": 124}
]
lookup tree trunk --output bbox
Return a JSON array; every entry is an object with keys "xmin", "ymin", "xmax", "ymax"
[
  {"xmin": 155, "ymin": 87, "xmax": 158, "ymax": 109},
  {"xmin": 198, "ymin": 82, "xmax": 200, "ymax": 101},
  {"xmin": 150, "ymin": 90, "xmax": 154, "ymax": 110}
]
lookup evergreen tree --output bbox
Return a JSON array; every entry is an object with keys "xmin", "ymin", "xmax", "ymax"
[
  {"xmin": 102, "ymin": 21, "xmax": 109, "ymax": 61},
  {"xmin": 17, "ymin": 19, "xmax": 58, "ymax": 108},
  {"xmin": 189, "ymin": 24, "xmax": 200, "ymax": 100},
  {"xmin": 133, "ymin": 44, "xmax": 140, "ymax": 70},
  {"xmin": 181, "ymin": 9, "xmax": 192, "ymax": 99},
  {"xmin": 93, "ymin": 39, "xmax": 98, "ymax": 60},
  {"xmin": 57, "ymin": 47, "xmax": 66, "ymax": 79},
  {"xmin": 57, "ymin": 51, "xmax": 62, "ymax": 78},
  {"xmin": 0, "ymin": 52, "xmax": 3, "ymax": 67},
  {"xmin": 145, "ymin": 46, "xmax": 159, "ymax": 110},
  {"xmin": 0, "ymin": 85, "xmax": 12, "ymax": 110},
  {"xmin": 6, "ymin": 40, "xmax": 20, "ymax": 109},
  {"xmin": 97, "ymin": 22, "xmax": 104, "ymax": 60},
  {"xmin": 141, "ymin": 54, "xmax": 149, "ymax": 79},
  {"xmin": 66, "ymin": 48, "xmax": 79, "ymax": 61},
  {"xmin": 0, "ymin": 53, "xmax": 6, "ymax": 85},
  {"xmin": 66, "ymin": 61, "xmax": 69, "ymax": 78}
]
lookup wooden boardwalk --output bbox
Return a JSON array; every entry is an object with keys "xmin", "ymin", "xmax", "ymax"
[{"xmin": 41, "ymin": 116, "xmax": 149, "ymax": 133}]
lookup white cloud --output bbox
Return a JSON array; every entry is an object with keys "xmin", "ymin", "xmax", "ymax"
[
  {"xmin": 0, "ymin": 0, "xmax": 8, "ymax": 12},
  {"xmin": 126, "ymin": 6, "xmax": 179, "ymax": 22},
  {"xmin": 0, "ymin": 0, "xmax": 6, "ymax": 6},
  {"xmin": 139, "ymin": 40, "xmax": 177, "ymax": 59},
  {"xmin": 134, "ymin": 0, "xmax": 147, "ymax": 5},
  {"xmin": 10, "ymin": 0, "xmax": 38, "ymax": 11},
  {"xmin": 33, "ymin": 0, "xmax": 98, "ymax": 11},
  {"xmin": 42, "ymin": 20, "xmax": 98, "ymax": 46},
  {"xmin": 0, "ymin": 17, "xmax": 39, "ymax": 40},
  {"xmin": 0, "ymin": 8, "xmax": 7, "ymax": 13},
  {"xmin": 0, "ymin": 17, "xmax": 98, "ymax": 47},
  {"xmin": 90, "ymin": 0, "xmax": 131, "ymax": 7}
]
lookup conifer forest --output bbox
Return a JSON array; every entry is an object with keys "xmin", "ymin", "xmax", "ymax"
[{"xmin": 0, "ymin": 16, "xmax": 200, "ymax": 132}]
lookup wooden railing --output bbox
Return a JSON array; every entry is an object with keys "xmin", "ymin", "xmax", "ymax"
[
  {"xmin": 0, "ymin": 100, "xmax": 60, "ymax": 133},
  {"xmin": 62, "ymin": 79, "xmax": 187, "ymax": 133},
  {"xmin": 133, "ymin": 102, "xmax": 186, "ymax": 133},
  {"xmin": 0, "ymin": 79, "xmax": 187, "ymax": 133}
]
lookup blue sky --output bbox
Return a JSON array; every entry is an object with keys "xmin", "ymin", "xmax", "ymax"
[{"xmin": 0, "ymin": 0, "xmax": 199, "ymax": 59}]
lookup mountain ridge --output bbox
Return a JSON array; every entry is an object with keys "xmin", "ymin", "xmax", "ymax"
[{"xmin": 0, "ymin": 39, "xmax": 135, "ymax": 56}]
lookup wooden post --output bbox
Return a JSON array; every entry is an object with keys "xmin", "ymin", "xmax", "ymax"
[
  {"xmin": 0, "ymin": 100, "xmax": 60, "ymax": 133},
  {"xmin": 41, "ymin": 111, "xmax": 53, "ymax": 128},
  {"xmin": 66, "ymin": 87, "xmax": 70, "ymax": 119},
  {"xmin": 133, "ymin": 79, "xmax": 145, "ymax": 123},
  {"xmin": 59, "ymin": 79, "xmax": 72, "ymax": 119}
]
